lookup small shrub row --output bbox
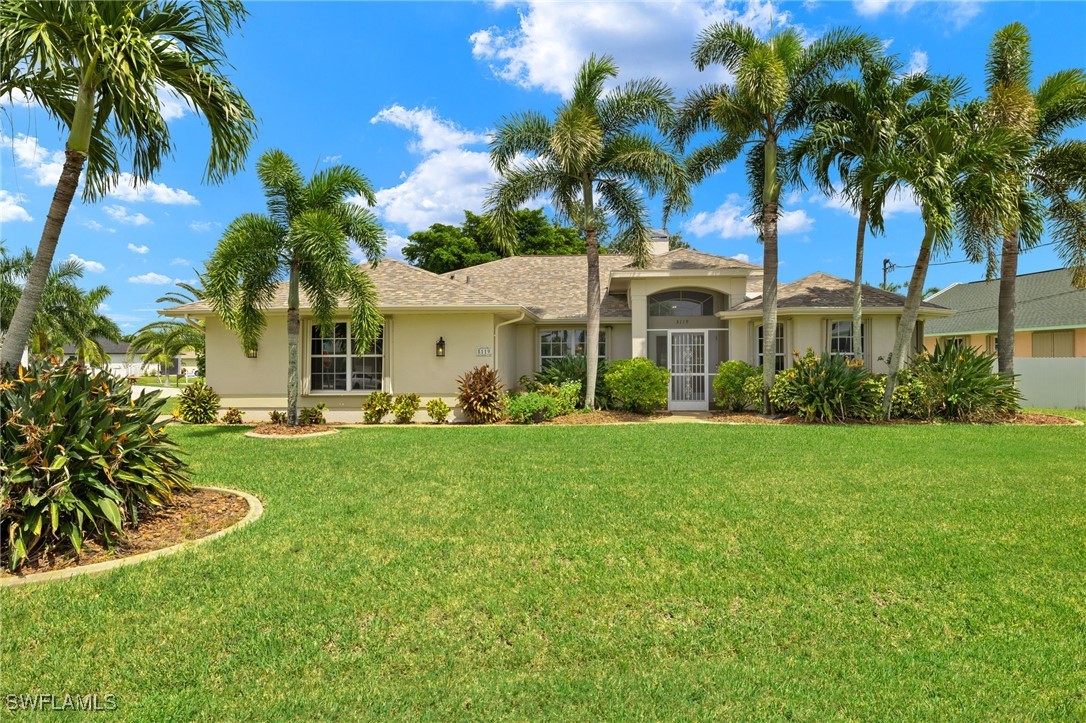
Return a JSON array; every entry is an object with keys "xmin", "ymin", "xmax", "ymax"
[
  {"xmin": 604, "ymin": 358, "xmax": 669, "ymax": 414},
  {"xmin": 507, "ymin": 381, "xmax": 582, "ymax": 424},
  {"xmin": 299, "ymin": 403, "xmax": 327, "ymax": 426},
  {"xmin": 361, "ymin": 392, "xmax": 450, "ymax": 424}
]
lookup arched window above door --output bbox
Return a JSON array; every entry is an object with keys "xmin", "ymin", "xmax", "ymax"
[{"xmin": 648, "ymin": 290, "xmax": 714, "ymax": 317}]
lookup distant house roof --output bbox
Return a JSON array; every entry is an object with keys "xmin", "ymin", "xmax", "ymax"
[
  {"xmin": 924, "ymin": 268, "xmax": 1085, "ymax": 336},
  {"xmin": 61, "ymin": 338, "xmax": 141, "ymax": 356},
  {"xmin": 726, "ymin": 272, "xmax": 948, "ymax": 314},
  {"xmin": 164, "ymin": 258, "xmax": 521, "ymax": 317}
]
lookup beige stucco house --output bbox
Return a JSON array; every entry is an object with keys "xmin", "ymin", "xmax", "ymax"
[{"xmin": 164, "ymin": 239, "xmax": 951, "ymax": 420}]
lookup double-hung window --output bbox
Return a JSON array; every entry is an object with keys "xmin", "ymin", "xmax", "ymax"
[
  {"xmin": 757, "ymin": 323, "xmax": 786, "ymax": 372},
  {"xmin": 539, "ymin": 329, "xmax": 607, "ymax": 369},
  {"xmin": 828, "ymin": 320, "xmax": 864, "ymax": 359},
  {"xmin": 310, "ymin": 322, "xmax": 383, "ymax": 392}
]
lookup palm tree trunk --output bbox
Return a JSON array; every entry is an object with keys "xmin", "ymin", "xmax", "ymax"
[
  {"xmin": 882, "ymin": 223, "xmax": 936, "ymax": 418},
  {"xmin": 0, "ymin": 151, "xmax": 87, "ymax": 368},
  {"xmin": 852, "ymin": 194, "xmax": 869, "ymax": 363},
  {"xmin": 582, "ymin": 180, "xmax": 601, "ymax": 410},
  {"xmin": 287, "ymin": 261, "xmax": 300, "ymax": 426},
  {"xmin": 760, "ymin": 133, "xmax": 781, "ymax": 414},
  {"xmin": 997, "ymin": 230, "xmax": 1018, "ymax": 375}
]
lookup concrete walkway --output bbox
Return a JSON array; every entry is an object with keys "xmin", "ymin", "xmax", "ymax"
[{"xmin": 133, "ymin": 384, "xmax": 182, "ymax": 398}]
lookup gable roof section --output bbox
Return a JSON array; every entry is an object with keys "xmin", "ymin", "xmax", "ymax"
[
  {"xmin": 925, "ymin": 268, "xmax": 1085, "ymax": 335},
  {"xmin": 727, "ymin": 272, "xmax": 947, "ymax": 313},
  {"xmin": 443, "ymin": 255, "xmax": 637, "ymax": 319},
  {"xmin": 163, "ymin": 258, "xmax": 518, "ymax": 316},
  {"xmin": 621, "ymin": 248, "xmax": 761, "ymax": 271}
]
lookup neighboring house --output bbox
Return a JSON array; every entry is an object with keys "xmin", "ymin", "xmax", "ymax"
[
  {"xmin": 924, "ymin": 268, "xmax": 1086, "ymax": 408},
  {"xmin": 163, "ymin": 237, "xmax": 950, "ymax": 420},
  {"xmin": 61, "ymin": 337, "xmax": 146, "ymax": 377}
]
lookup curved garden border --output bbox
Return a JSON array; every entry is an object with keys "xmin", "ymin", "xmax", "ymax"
[
  {"xmin": 0, "ymin": 486, "xmax": 264, "ymax": 589},
  {"xmin": 244, "ymin": 427, "xmax": 339, "ymax": 439}
]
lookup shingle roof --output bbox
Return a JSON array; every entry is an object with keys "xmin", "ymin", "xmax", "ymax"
[
  {"xmin": 165, "ymin": 258, "xmax": 515, "ymax": 315},
  {"xmin": 924, "ymin": 268, "xmax": 1085, "ymax": 335},
  {"xmin": 443, "ymin": 255, "xmax": 636, "ymax": 319},
  {"xmin": 729, "ymin": 272, "xmax": 946, "ymax": 312},
  {"xmin": 622, "ymin": 248, "xmax": 761, "ymax": 271}
]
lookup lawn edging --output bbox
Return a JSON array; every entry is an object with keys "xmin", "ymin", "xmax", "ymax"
[{"xmin": 0, "ymin": 486, "xmax": 264, "ymax": 589}]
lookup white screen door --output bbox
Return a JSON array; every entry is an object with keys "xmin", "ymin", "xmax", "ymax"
[{"xmin": 668, "ymin": 330, "xmax": 708, "ymax": 410}]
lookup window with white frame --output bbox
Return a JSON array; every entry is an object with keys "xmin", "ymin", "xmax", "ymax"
[
  {"xmin": 310, "ymin": 322, "xmax": 383, "ymax": 392},
  {"xmin": 828, "ymin": 320, "xmax": 865, "ymax": 359},
  {"xmin": 757, "ymin": 323, "xmax": 785, "ymax": 372},
  {"xmin": 539, "ymin": 329, "xmax": 607, "ymax": 369}
]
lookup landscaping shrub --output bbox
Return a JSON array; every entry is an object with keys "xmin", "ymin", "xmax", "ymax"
[
  {"xmin": 507, "ymin": 391, "xmax": 560, "ymax": 424},
  {"xmin": 457, "ymin": 365, "xmax": 506, "ymax": 424},
  {"xmin": 743, "ymin": 368, "xmax": 767, "ymax": 409},
  {"xmin": 536, "ymin": 381, "xmax": 580, "ymax": 416},
  {"xmin": 906, "ymin": 343, "xmax": 1020, "ymax": 421},
  {"xmin": 534, "ymin": 355, "xmax": 609, "ymax": 409},
  {"xmin": 604, "ymin": 358, "xmax": 668, "ymax": 414},
  {"xmin": 1, "ymin": 359, "xmax": 191, "ymax": 570},
  {"xmin": 362, "ymin": 391, "xmax": 393, "ymax": 424},
  {"xmin": 177, "ymin": 380, "xmax": 220, "ymax": 423},
  {"xmin": 425, "ymin": 398, "xmax": 451, "ymax": 424},
  {"xmin": 392, "ymin": 393, "xmax": 421, "ymax": 424},
  {"xmin": 299, "ymin": 403, "xmax": 327, "ymax": 425},
  {"xmin": 713, "ymin": 360, "xmax": 760, "ymax": 411},
  {"xmin": 772, "ymin": 352, "xmax": 881, "ymax": 422},
  {"xmin": 269, "ymin": 410, "xmax": 287, "ymax": 425},
  {"xmin": 221, "ymin": 408, "xmax": 245, "ymax": 425}
]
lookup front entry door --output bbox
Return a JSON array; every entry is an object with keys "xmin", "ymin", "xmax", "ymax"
[{"xmin": 668, "ymin": 330, "xmax": 708, "ymax": 411}]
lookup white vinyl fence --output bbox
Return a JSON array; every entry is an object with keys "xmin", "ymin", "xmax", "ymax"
[{"xmin": 1013, "ymin": 358, "xmax": 1086, "ymax": 409}]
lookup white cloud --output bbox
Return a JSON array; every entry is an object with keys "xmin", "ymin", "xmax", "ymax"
[
  {"xmin": 812, "ymin": 188, "xmax": 920, "ymax": 218},
  {"xmin": 104, "ymin": 205, "xmax": 151, "ymax": 226},
  {"xmin": 157, "ymin": 86, "xmax": 190, "ymax": 121},
  {"xmin": 128, "ymin": 243, "xmax": 150, "ymax": 254},
  {"xmin": 733, "ymin": 253, "xmax": 751, "ymax": 263},
  {"xmin": 108, "ymin": 173, "xmax": 198, "ymax": 205},
  {"xmin": 81, "ymin": 219, "xmax": 116, "ymax": 233},
  {"xmin": 852, "ymin": 0, "xmax": 916, "ymax": 17},
  {"xmin": 0, "ymin": 190, "xmax": 32, "ymax": 223},
  {"xmin": 67, "ymin": 253, "xmax": 105, "ymax": 273},
  {"xmin": 367, "ymin": 106, "xmax": 498, "ymax": 232},
  {"xmin": 371, "ymin": 105, "xmax": 487, "ymax": 154},
  {"xmin": 942, "ymin": 1, "xmax": 981, "ymax": 30},
  {"xmin": 189, "ymin": 220, "xmax": 220, "ymax": 232},
  {"xmin": 0, "ymin": 88, "xmax": 37, "ymax": 108},
  {"xmin": 323, "ymin": 154, "xmax": 343, "ymax": 163},
  {"xmin": 906, "ymin": 50, "xmax": 928, "ymax": 75},
  {"xmin": 2, "ymin": 132, "xmax": 66, "ymax": 186},
  {"xmin": 129, "ymin": 272, "xmax": 173, "ymax": 285},
  {"xmin": 470, "ymin": 0, "xmax": 794, "ymax": 97},
  {"xmin": 170, "ymin": 257, "xmax": 192, "ymax": 266},
  {"xmin": 684, "ymin": 194, "xmax": 813, "ymax": 239},
  {"xmin": 97, "ymin": 302, "xmax": 110, "ymax": 312}
]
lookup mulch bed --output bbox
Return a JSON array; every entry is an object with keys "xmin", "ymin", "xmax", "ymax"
[
  {"xmin": 1013, "ymin": 412, "xmax": 1080, "ymax": 425},
  {"xmin": 710, "ymin": 411, "xmax": 1080, "ymax": 426},
  {"xmin": 250, "ymin": 423, "xmax": 335, "ymax": 436},
  {"xmin": 547, "ymin": 410, "xmax": 670, "ymax": 425},
  {"xmin": 2, "ymin": 488, "xmax": 249, "ymax": 578}
]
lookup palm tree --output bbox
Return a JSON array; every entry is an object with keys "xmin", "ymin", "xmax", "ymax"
[
  {"xmin": 673, "ymin": 23, "xmax": 876, "ymax": 411},
  {"xmin": 0, "ymin": 0, "xmax": 256, "ymax": 368},
  {"xmin": 205, "ymin": 149, "xmax": 385, "ymax": 425},
  {"xmin": 881, "ymin": 98, "xmax": 1028, "ymax": 417},
  {"xmin": 485, "ymin": 54, "xmax": 689, "ymax": 408},
  {"xmin": 973, "ymin": 23, "xmax": 1086, "ymax": 375},
  {"xmin": 0, "ymin": 245, "xmax": 121, "ymax": 362},
  {"xmin": 794, "ymin": 52, "xmax": 938, "ymax": 364},
  {"xmin": 131, "ymin": 275, "xmax": 209, "ymax": 379}
]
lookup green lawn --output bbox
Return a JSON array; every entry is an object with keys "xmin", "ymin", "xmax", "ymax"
[{"xmin": 3, "ymin": 415, "xmax": 1085, "ymax": 719}]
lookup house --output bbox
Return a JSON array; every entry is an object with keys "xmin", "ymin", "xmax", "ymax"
[
  {"xmin": 163, "ymin": 238, "xmax": 951, "ymax": 420},
  {"xmin": 924, "ymin": 268, "xmax": 1086, "ymax": 408},
  {"xmin": 61, "ymin": 337, "xmax": 145, "ymax": 377}
]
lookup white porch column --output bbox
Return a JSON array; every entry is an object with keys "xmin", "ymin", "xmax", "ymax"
[{"xmin": 631, "ymin": 290, "xmax": 648, "ymax": 358}]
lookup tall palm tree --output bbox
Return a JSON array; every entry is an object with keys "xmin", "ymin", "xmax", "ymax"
[
  {"xmin": 794, "ymin": 52, "xmax": 938, "ymax": 363},
  {"xmin": 0, "ymin": 245, "xmax": 121, "ymax": 363},
  {"xmin": 673, "ymin": 23, "xmax": 876, "ymax": 411},
  {"xmin": 973, "ymin": 23, "xmax": 1086, "ymax": 375},
  {"xmin": 881, "ymin": 98, "xmax": 1028, "ymax": 417},
  {"xmin": 205, "ymin": 149, "xmax": 385, "ymax": 425},
  {"xmin": 0, "ymin": 0, "xmax": 256, "ymax": 368},
  {"xmin": 485, "ymin": 54, "xmax": 689, "ymax": 408}
]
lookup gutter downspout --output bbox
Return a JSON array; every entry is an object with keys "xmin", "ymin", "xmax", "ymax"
[
  {"xmin": 182, "ymin": 313, "xmax": 202, "ymax": 331},
  {"xmin": 493, "ymin": 311, "xmax": 527, "ymax": 374}
]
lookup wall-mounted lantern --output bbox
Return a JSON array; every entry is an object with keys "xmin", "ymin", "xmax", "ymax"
[
  {"xmin": 245, "ymin": 346, "xmax": 258, "ymax": 359},
  {"xmin": 436, "ymin": 337, "xmax": 446, "ymax": 357}
]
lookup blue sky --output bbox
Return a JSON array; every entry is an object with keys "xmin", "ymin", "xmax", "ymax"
[{"xmin": 1, "ymin": 0, "xmax": 1084, "ymax": 331}]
